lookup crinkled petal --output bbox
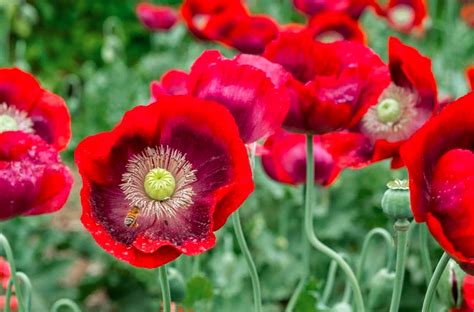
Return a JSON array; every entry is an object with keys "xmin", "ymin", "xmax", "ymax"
[{"xmin": 136, "ymin": 3, "xmax": 179, "ymax": 31}]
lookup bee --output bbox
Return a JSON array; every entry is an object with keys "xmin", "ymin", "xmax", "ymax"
[{"xmin": 124, "ymin": 206, "xmax": 140, "ymax": 228}]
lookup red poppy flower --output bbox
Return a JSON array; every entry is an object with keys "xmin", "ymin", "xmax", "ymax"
[
  {"xmin": 376, "ymin": 0, "xmax": 427, "ymax": 33},
  {"xmin": 462, "ymin": 275, "xmax": 474, "ymax": 310},
  {"xmin": 150, "ymin": 69, "xmax": 189, "ymax": 101},
  {"xmin": 0, "ymin": 68, "xmax": 71, "ymax": 151},
  {"xmin": 261, "ymin": 129, "xmax": 341, "ymax": 186},
  {"xmin": 226, "ymin": 15, "xmax": 279, "ymax": 55},
  {"xmin": 400, "ymin": 92, "xmax": 474, "ymax": 273},
  {"xmin": 263, "ymin": 30, "xmax": 389, "ymax": 134},
  {"xmin": 75, "ymin": 96, "xmax": 253, "ymax": 268},
  {"xmin": 136, "ymin": 3, "xmax": 179, "ymax": 31},
  {"xmin": 306, "ymin": 12, "xmax": 366, "ymax": 43},
  {"xmin": 0, "ymin": 131, "xmax": 72, "ymax": 220},
  {"xmin": 358, "ymin": 37, "xmax": 437, "ymax": 168},
  {"xmin": 461, "ymin": 2, "xmax": 474, "ymax": 28},
  {"xmin": 187, "ymin": 50, "xmax": 290, "ymax": 143},
  {"xmin": 180, "ymin": 0, "xmax": 248, "ymax": 41},
  {"xmin": 293, "ymin": 0, "xmax": 375, "ymax": 19},
  {"xmin": 467, "ymin": 66, "xmax": 474, "ymax": 91}
]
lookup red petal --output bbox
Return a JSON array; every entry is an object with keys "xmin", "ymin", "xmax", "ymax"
[
  {"xmin": 227, "ymin": 15, "xmax": 279, "ymax": 55},
  {"xmin": 150, "ymin": 69, "xmax": 189, "ymax": 101},
  {"xmin": 0, "ymin": 131, "xmax": 72, "ymax": 220},
  {"xmin": 384, "ymin": 0, "xmax": 427, "ymax": 33},
  {"xmin": 188, "ymin": 50, "xmax": 290, "ymax": 143},
  {"xmin": 136, "ymin": 3, "xmax": 179, "ymax": 31},
  {"xmin": 320, "ymin": 131, "xmax": 373, "ymax": 168},
  {"xmin": 0, "ymin": 68, "xmax": 42, "ymax": 112},
  {"xmin": 400, "ymin": 92, "xmax": 474, "ymax": 222}
]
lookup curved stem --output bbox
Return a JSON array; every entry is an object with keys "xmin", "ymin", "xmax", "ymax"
[
  {"xmin": 285, "ymin": 187, "xmax": 310, "ymax": 312},
  {"xmin": 17, "ymin": 272, "xmax": 32, "ymax": 312},
  {"xmin": 50, "ymin": 299, "xmax": 82, "ymax": 312},
  {"xmin": 422, "ymin": 253, "xmax": 450, "ymax": 312},
  {"xmin": 159, "ymin": 265, "xmax": 171, "ymax": 312},
  {"xmin": 5, "ymin": 278, "xmax": 13, "ymax": 312},
  {"xmin": 321, "ymin": 261, "xmax": 338, "ymax": 305},
  {"xmin": 419, "ymin": 224, "xmax": 433, "ymax": 285},
  {"xmin": 389, "ymin": 219, "xmax": 411, "ymax": 312},
  {"xmin": 232, "ymin": 211, "xmax": 262, "ymax": 312},
  {"xmin": 0, "ymin": 234, "xmax": 26, "ymax": 312},
  {"xmin": 304, "ymin": 135, "xmax": 365, "ymax": 312}
]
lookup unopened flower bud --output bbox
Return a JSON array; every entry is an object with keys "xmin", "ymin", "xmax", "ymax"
[
  {"xmin": 367, "ymin": 268, "xmax": 395, "ymax": 310},
  {"xmin": 167, "ymin": 267, "xmax": 186, "ymax": 303}
]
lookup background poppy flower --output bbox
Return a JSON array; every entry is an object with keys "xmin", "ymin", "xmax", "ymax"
[
  {"xmin": 306, "ymin": 12, "xmax": 366, "ymax": 43},
  {"xmin": 293, "ymin": 0, "xmax": 375, "ymax": 19},
  {"xmin": 264, "ymin": 30, "xmax": 390, "ymax": 134},
  {"xmin": 0, "ymin": 131, "xmax": 73, "ymax": 220},
  {"xmin": 75, "ymin": 96, "xmax": 253, "ymax": 268},
  {"xmin": 187, "ymin": 50, "xmax": 291, "ymax": 143},
  {"xmin": 0, "ymin": 68, "xmax": 71, "ymax": 151},
  {"xmin": 136, "ymin": 2, "xmax": 179, "ymax": 31},
  {"xmin": 376, "ymin": 0, "xmax": 427, "ymax": 34},
  {"xmin": 460, "ymin": 2, "xmax": 474, "ymax": 28},
  {"xmin": 358, "ymin": 37, "xmax": 437, "ymax": 168},
  {"xmin": 467, "ymin": 66, "xmax": 474, "ymax": 90},
  {"xmin": 226, "ymin": 15, "xmax": 279, "ymax": 55},
  {"xmin": 180, "ymin": 0, "xmax": 248, "ymax": 41},
  {"xmin": 150, "ymin": 69, "xmax": 189, "ymax": 101},
  {"xmin": 261, "ymin": 129, "xmax": 341, "ymax": 186},
  {"xmin": 400, "ymin": 92, "xmax": 474, "ymax": 274}
]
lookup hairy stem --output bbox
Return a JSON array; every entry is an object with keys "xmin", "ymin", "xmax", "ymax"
[
  {"xmin": 159, "ymin": 265, "xmax": 171, "ymax": 312},
  {"xmin": 389, "ymin": 219, "xmax": 410, "ymax": 312}
]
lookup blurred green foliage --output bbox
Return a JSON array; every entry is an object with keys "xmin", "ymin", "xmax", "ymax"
[{"xmin": 0, "ymin": 0, "xmax": 473, "ymax": 311}]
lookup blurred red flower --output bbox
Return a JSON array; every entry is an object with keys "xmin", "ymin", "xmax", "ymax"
[
  {"xmin": 306, "ymin": 12, "xmax": 366, "ymax": 43},
  {"xmin": 150, "ymin": 69, "xmax": 189, "ymax": 101},
  {"xmin": 226, "ymin": 15, "xmax": 279, "ymax": 55},
  {"xmin": 261, "ymin": 129, "xmax": 341, "ymax": 186},
  {"xmin": 467, "ymin": 66, "xmax": 474, "ymax": 91},
  {"xmin": 263, "ymin": 30, "xmax": 389, "ymax": 134},
  {"xmin": 75, "ymin": 96, "xmax": 253, "ymax": 268},
  {"xmin": 136, "ymin": 3, "xmax": 179, "ymax": 31},
  {"xmin": 293, "ymin": 0, "xmax": 375, "ymax": 19},
  {"xmin": 0, "ymin": 68, "xmax": 71, "ymax": 151},
  {"xmin": 0, "ymin": 295, "xmax": 18, "ymax": 312},
  {"xmin": 0, "ymin": 131, "xmax": 72, "ymax": 220},
  {"xmin": 357, "ymin": 37, "xmax": 438, "ymax": 167},
  {"xmin": 400, "ymin": 92, "xmax": 474, "ymax": 274},
  {"xmin": 460, "ymin": 2, "xmax": 474, "ymax": 28},
  {"xmin": 375, "ymin": 0, "xmax": 427, "ymax": 34},
  {"xmin": 180, "ymin": 0, "xmax": 248, "ymax": 41}
]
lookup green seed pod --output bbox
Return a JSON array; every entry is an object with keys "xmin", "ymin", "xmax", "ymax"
[
  {"xmin": 381, "ymin": 180, "xmax": 413, "ymax": 219},
  {"xmin": 367, "ymin": 268, "xmax": 395, "ymax": 310},
  {"xmin": 167, "ymin": 267, "xmax": 186, "ymax": 303}
]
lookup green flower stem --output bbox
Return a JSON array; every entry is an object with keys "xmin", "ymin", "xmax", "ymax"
[
  {"xmin": 419, "ymin": 224, "xmax": 433, "ymax": 285},
  {"xmin": 0, "ymin": 4, "xmax": 11, "ymax": 66},
  {"xmin": 5, "ymin": 279, "xmax": 14, "ymax": 312},
  {"xmin": 0, "ymin": 234, "xmax": 26, "ymax": 312},
  {"xmin": 422, "ymin": 253, "xmax": 450, "ymax": 312},
  {"xmin": 50, "ymin": 299, "xmax": 82, "ymax": 312},
  {"xmin": 321, "ymin": 261, "xmax": 338, "ymax": 305},
  {"xmin": 159, "ymin": 265, "xmax": 171, "ymax": 312},
  {"xmin": 304, "ymin": 134, "xmax": 365, "ymax": 312},
  {"xmin": 232, "ymin": 211, "xmax": 262, "ymax": 312},
  {"xmin": 16, "ymin": 272, "xmax": 32, "ymax": 312},
  {"xmin": 343, "ymin": 227, "xmax": 394, "ymax": 303},
  {"xmin": 389, "ymin": 219, "xmax": 411, "ymax": 312},
  {"xmin": 285, "ymin": 187, "xmax": 310, "ymax": 312}
]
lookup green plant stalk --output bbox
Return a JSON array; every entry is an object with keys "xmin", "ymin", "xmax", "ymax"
[
  {"xmin": 321, "ymin": 261, "xmax": 338, "ymax": 305},
  {"xmin": 50, "ymin": 299, "xmax": 82, "ymax": 312},
  {"xmin": 389, "ymin": 219, "xmax": 410, "ymax": 312},
  {"xmin": 422, "ymin": 253, "xmax": 450, "ymax": 312},
  {"xmin": 285, "ymin": 187, "xmax": 310, "ymax": 312},
  {"xmin": 5, "ymin": 279, "xmax": 13, "ymax": 312},
  {"xmin": 343, "ymin": 227, "xmax": 394, "ymax": 302},
  {"xmin": 304, "ymin": 134, "xmax": 365, "ymax": 312},
  {"xmin": 232, "ymin": 211, "xmax": 263, "ymax": 312},
  {"xmin": 419, "ymin": 224, "xmax": 433, "ymax": 285},
  {"xmin": 0, "ymin": 234, "xmax": 26, "ymax": 312},
  {"xmin": 159, "ymin": 265, "xmax": 172, "ymax": 312},
  {"xmin": 16, "ymin": 272, "xmax": 32, "ymax": 312},
  {"xmin": 0, "ymin": 6, "xmax": 11, "ymax": 66}
]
